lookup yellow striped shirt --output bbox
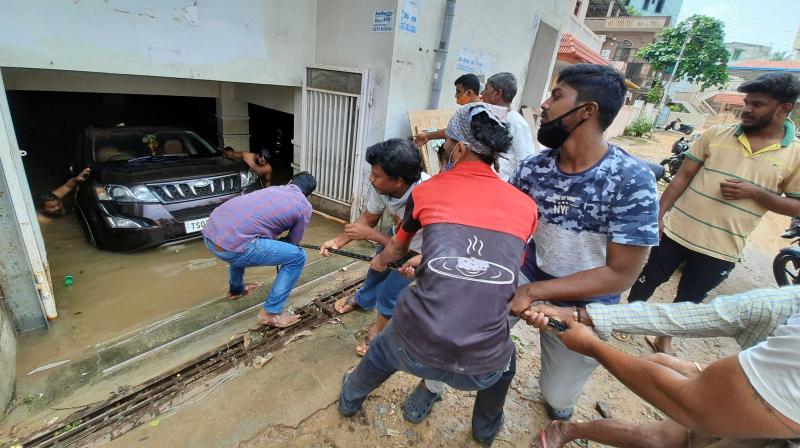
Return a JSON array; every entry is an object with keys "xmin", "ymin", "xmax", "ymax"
[{"xmin": 664, "ymin": 120, "xmax": 800, "ymax": 261}]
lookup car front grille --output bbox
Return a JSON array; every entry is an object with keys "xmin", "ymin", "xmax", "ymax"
[
  {"xmin": 169, "ymin": 203, "xmax": 221, "ymax": 222},
  {"xmin": 148, "ymin": 174, "xmax": 241, "ymax": 203}
]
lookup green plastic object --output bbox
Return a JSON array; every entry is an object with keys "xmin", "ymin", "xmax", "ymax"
[{"xmin": 63, "ymin": 275, "xmax": 74, "ymax": 286}]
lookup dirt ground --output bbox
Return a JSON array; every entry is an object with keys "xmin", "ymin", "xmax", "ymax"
[{"xmin": 108, "ymin": 131, "xmax": 792, "ymax": 448}]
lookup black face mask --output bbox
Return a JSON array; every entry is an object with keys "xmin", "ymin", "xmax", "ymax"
[{"xmin": 537, "ymin": 104, "xmax": 588, "ymax": 149}]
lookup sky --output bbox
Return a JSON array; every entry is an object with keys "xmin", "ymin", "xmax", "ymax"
[{"xmin": 677, "ymin": 0, "xmax": 799, "ymax": 54}]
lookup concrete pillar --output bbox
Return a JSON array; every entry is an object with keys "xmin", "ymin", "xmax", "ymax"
[
  {"xmin": 606, "ymin": 0, "xmax": 615, "ymax": 17},
  {"xmin": 0, "ymin": 302, "xmax": 16, "ymax": 412},
  {"xmin": 216, "ymin": 82, "xmax": 250, "ymax": 151},
  {"xmin": 579, "ymin": 0, "xmax": 590, "ymax": 20}
]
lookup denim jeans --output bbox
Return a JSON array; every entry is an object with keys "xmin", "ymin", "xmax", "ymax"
[
  {"xmin": 354, "ymin": 234, "xmax": 412, "ymax": 317},
  {"xmin": 339, "ymin": 322, "xmax": 516, "ymax": 443},
  {"xmin": 205, "ymin": 237, "xmax": 306, "ymax": 314}
]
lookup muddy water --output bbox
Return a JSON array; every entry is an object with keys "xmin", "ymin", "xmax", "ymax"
[{"xmin": 15, "ymin": 213, "xmax": 360, "ymax": 379}]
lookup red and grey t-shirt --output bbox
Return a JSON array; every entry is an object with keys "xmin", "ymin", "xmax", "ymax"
[{"xmin": 393, "ymin": 161, "xmax": 538, "ymax": 375}]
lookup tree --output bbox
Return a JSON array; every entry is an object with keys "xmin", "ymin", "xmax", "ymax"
[
  {"xmin": 646, "ymin": 80, "xmax": 664, "ymax": 104},
  {"xmin": 625, "ymin": 5, "xmax": 642, "ymax": 16},
  {"xmin": 770, "ymin": 51, "xmax": 791, "ymax": 61},
  {"xmin": 637, "ymin": 15, "xmax": 730, "ymax": 90}
]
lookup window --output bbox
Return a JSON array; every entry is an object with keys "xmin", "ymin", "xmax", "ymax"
[
  {"xmin": 655, "ymin": 0, "xmax": 665, "ymax": 13},
  {"xmin": 732, "ymin": 48, "xmax": 743, "ymax": 61},
  {"xmin": 574, "ymin": 0, "xmax": 582, "ymax": 16},
  {"xmin": 643, "ymin": 0, "xmax": 651, "ymax": 10}
]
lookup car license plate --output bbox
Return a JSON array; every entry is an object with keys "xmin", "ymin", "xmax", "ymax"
[{"xmin": 184, "ymin": 217, "xmax": 208, "ymax": 234}]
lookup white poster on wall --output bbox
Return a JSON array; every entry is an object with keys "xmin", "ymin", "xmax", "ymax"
[
  {"xmin": 455, "ymin": 47, "xmax": 497, "ymax": 76},
  {"xmin": 373, "ymin": 10, "xmax": 393, "ymax": 32},
  {"xmin": 399, "ymin": 0, "xmax": 419, "ymax": 34}
]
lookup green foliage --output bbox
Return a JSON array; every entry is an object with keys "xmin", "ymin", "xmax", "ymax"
[
  {"xmin": 625, "ymin": 5, "xmax": 642, "ymax": 16},
  {"xmin": 668, "ymin": 103, "xmax": 688, "ymax": 113},
  {"xmin": 624, "ymin": 118, "xmax": 654, "ymax": 137},
  {"xmin": 645, "ymin": 81, "xmax": 664, "ymax": 104},
  {"xmin": 637, "ymin": 15, "xmax": 729, "ymax": 90}
]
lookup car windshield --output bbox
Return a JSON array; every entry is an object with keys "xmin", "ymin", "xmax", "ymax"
[{"xmin": 91, "ymin": 130, "xmax": 219, "ymax": 163}]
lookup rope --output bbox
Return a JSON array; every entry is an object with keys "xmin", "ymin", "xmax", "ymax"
[{"xmin": 298, "ymin": 243, "xmax": 403, "ymax": 270}]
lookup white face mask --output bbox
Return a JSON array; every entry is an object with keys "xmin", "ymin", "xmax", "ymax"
[{"xmin": 443, "ymin": 143, "xmax": 464, "ymax": 172}]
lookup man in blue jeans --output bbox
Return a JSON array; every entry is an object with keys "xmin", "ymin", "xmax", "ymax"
[
  {"xmin": 203, "ymin": 172, "xmax": 316, "ymax": 328},
  {"xmin": 320, "ymin": 138, "xmax": 428, "ymax": 356},
  {"xmin": 339, "ymin": 103, "xmax": 538, "ymax": 445}
]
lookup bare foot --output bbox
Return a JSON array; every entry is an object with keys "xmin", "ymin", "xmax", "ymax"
[
  {"xmin": 257, "ymin": 309, "xmax": 301, "ymax": 328},
  {"xmin": 227, "ymin": 282, "xmax": 261, "ymax": 300},
  {"xmin": 645, "ymin": 335, "xmax": 675, "ymax": 356},
  {"xmin": 532, "ymin": 421, "xmax": 571, "ymax": 448}
]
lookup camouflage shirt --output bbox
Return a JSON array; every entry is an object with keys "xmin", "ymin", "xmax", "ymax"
[{"xmin": 510, "ymin": 144, "xmax": 659, "ymax": 305}]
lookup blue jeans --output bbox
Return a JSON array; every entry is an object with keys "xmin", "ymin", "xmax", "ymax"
[
  {"xmin": 339, "ymin": 322, "xmax": 516, "ymax": 443},
  {"xmin": 205, "ymin": 237, "xmax": 306, "ymax": 314},
  {"xmin": 354, "ymin": 238, "xmax": 412, "ymax": 317}
]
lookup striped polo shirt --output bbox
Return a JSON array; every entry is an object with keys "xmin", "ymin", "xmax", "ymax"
[{"xmin": 665, "ymin": 120, "xmax": 800, "ymax": 262}]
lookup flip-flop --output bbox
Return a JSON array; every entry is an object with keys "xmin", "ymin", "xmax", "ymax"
[
  {"xmin": 611, "ymin": 331, "xmax": 630, "ymax": 342},
  {"xmin": 403, "ymin": 380, "xmax": 443, "ymax": 424},
  {"xmin": 334, "ymin": 295, "xmax": 361, "ymax": 314},
  {"xmin": 258, "ymin": 312, "xmax": 301, "ymax": 328},
  {"xmin": 644, "ymin": 335, "xmax": 677, "ymax": 357},
  {"xmin": 355, "ymin": 331, "xmax": 375, "ymax": 357},
  {"xmin": 228, "ymin": 282, "xmax": 262, "ymax": 300}
]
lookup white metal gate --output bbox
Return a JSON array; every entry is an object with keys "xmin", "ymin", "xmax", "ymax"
[{"xmin": 301, "ymin": 66, "xmax": 370, "ymax": 222}]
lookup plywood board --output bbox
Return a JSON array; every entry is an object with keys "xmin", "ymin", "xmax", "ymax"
[{"xmin": 408, "ymin": 109, "xmax": 455, "ymax": 174}]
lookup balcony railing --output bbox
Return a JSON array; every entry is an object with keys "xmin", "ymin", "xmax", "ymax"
[{"xmin": 585, "ymin": 16, "xmax": 671, "ymax": 32}]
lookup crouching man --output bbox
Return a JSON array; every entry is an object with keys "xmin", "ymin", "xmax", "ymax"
[{"xmin": 203, "ymin": 172, "xmax": 316, "ymax": 327}]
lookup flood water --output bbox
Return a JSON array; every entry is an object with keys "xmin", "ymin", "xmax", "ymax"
[{"xmin": 16, "ymin": 212, "xmax": 357, "ymax": 378}]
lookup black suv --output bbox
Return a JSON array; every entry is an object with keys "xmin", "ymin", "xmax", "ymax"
[{"xmin": 73, "ymin": 126, "xmax": 260, "ymax": 251}]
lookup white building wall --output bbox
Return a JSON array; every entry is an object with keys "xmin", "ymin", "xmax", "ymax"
[
  {"xmin": 384, "ymin": 0, "xmax": 569, "ymax": 138},
  {"xmin": 314, "ymin": 0, "xmax": 397, "ymax": 148},
  {"xmin": 0, "ymin": 0, "xmax": 316, "ymax": 86}
]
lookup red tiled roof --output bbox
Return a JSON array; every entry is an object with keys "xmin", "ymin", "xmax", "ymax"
[
  {"xmin": 712, "ymin": 92, "xmax": 745, "ymax": 106},
  {"xmin": 728, "ymin": 60, "xmax": 800, "ymax": 72},
  {"xmin": 558, "ymin": 33, "xmax": 611, "ymax": 66}
]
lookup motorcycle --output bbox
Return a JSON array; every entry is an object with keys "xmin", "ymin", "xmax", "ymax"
[
  {"xmin": 665, "ymin": 119, "xmax": 695, "ymax": 135},
  {"xmin": 659, "ymin": 134, "xmax": 700, "ymax": 183},
  {"xmin": 773, "ymin": 219, "xmax": 800, "ymax": 286}
]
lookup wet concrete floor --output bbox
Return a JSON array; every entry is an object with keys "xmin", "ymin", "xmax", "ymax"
[{"xmin": 14, "ymin": 212, "xmax": 370, "ymax": 395}]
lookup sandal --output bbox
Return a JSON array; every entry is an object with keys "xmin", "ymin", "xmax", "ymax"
[
  {"xmin": 227, "ymin": 282, "xmax": 262, "ymax": 300},
  {"xmin": 355, "ymin": 332, "xmax": 375, "ymax": 357},
  {"xmin": 334, "ymin": 294, "xmax": 361, "ymax": 314},
  {"xmin": 611, "ymin": 331, "xmax": 630, "ymax": 342},
  {"xmin": 403, "ymin": 380, "xmax": 443, "ymax": 424},
  {"xmin": 257, "ymin": 310, "xmax": 301, "ymax": 328},
  {"xmin": 545, "ymin": 403, "xmax": 573, "ymax": 422}
]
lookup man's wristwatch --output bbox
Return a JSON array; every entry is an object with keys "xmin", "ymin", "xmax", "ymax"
[{"xmin": 572, "ymin": 306, "xmax": 579, "ymax": 323}]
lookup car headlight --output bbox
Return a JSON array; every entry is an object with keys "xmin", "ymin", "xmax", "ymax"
[
  {"xmin": 95, "ymin": 184, "xmax": 160, "ymax": 203},
  {"xmin": 240, "ymin": 170, "xmax": 256, "ymax": 188}
]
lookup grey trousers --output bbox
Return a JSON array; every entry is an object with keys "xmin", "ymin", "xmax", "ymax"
[{"xmin": 517, "ymin": 273, "xmax": 600, "ymax": 411}]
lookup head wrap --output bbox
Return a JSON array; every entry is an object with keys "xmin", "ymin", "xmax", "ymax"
[{"xmin": 445, "ymin": 102, "xmax": 509, "ymax": 156}]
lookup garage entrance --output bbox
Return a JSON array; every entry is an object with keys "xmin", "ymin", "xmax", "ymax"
[
  {"xmin": 248, "ymin": 103, "xmax": 294, "ymax": 186},
  {"xmin": 8, "ymin": 91, "xmax": 217, "ymax": 193}
]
